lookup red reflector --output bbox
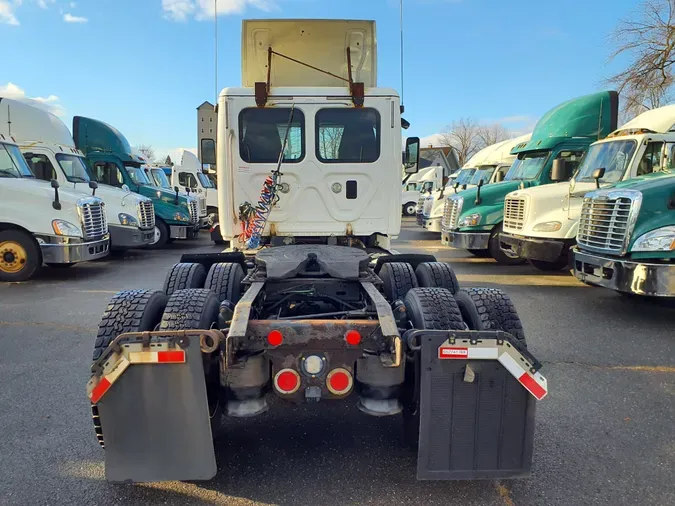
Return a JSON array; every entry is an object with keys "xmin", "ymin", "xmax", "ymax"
[
  {"xmin": 157, "ymin": 350, "xmax": 186, "ymax": 363},
  {"xmin": 518, "ymin": 372, "xmax": 547, "ymax": 400},
  {"xmin": 90, "ymin": 377, "xmax": 111, "ymax": 404},
  {"xmin": 327, "ymin": 368, "xmax": 353, "ymax": 395},
  {"xmin": 345, "ymin": 330, "xmax": 361, "ymax": 346},
  {"xmin": 267, "ymin": 330, "xmax": 283, "ymax": 347},
  {"xmin": 275, "ymin": 369, "xmax": 300, "ymax": 393}
]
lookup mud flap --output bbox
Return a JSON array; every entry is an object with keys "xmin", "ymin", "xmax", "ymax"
[
  {"xmin": 96, "ymin": 339, "xmax": 216, "ymax": 483},
  {"xmin": 415, "ymin": 330, "xmax": 537, "ymax": 480}
]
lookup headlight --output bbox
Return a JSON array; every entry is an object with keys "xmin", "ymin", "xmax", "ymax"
[
  {"xmin": 458, "ymin": 213, "xmax": 481, "ymax": 227},
  {"xmin": 118, "ymin": 213, "xmax": 139, "ymax": 227},
  {"xmin": 631, "ymin": 226, "xmax": 675, "ymax": 252},
  {"xmin": 52, "ymin": 220, "xmax": 81, "ymax": 237},
  {"xmin": 174, "ymin": 212, "xmax": 190, "ymax": 222},
  {"xmin": 533, "ymin": 221, "xmax": 562, "ymax": 232}
]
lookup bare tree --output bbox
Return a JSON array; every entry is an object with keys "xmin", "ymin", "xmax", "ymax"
[
  {"xmin": 607, "ymin": 0, "xmax": 675, "ymax": 117},
  {"xmin": 477, "ymin": 123, "xmax": 510, "ymax": 147},
  {"xmin": 437, "ymin": 117, "xmax": 482, "ymax": 166},
  {"xmin": 136, "ymin": 144, "xmax": 156, "ymax": 163}
]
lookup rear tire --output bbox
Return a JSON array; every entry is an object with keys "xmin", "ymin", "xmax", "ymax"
[
  {"xmin": 415, "ymin": 261, "xmax": 459, "ymax": 294},
  {"xmin": 460, "ymin": 287, "xmax": 525, "ymax": 342},
  {"xmin": 0, "ymin": 229, "xmax": 41, "ymax": 282},
  {"xmin": 204, "ymin": 262, "xmax": 244, "ymax": 303},
  {"xmin": 148, "ymin": 219, "xmax": 169, "ymax": 249},
  {"xmin": 402, "ymin": 287, "xmax": 466, "ymax": 449},
  {"xmin": 379, "ymin": 262, "xmax": 418, "ymax": 302},
  {"xmin": 163, "ymin": 262, "xmax": 207, "ymax": 297},
  {"xmin": 92, "ymin": 289, "xmax": 168, "ymax": 448},
  {"xmin": 489, "ymin": 224, "xmax": 526, "ymax": 265}
]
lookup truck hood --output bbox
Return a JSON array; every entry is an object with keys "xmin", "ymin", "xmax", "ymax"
[
  {"xmin": 139, "ymin": 185, "xmax": 192, "ymax": 208},
  {"xmin": 70, "ymin": 182, "xmax": 148, "ymax": 210},
  {"xmin": 14, "ymin": 178, "xmax": 93, "ymax": 204}
]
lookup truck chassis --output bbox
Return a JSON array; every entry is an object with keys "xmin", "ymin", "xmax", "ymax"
[{"xmin": 87, "ymin": 245, "xmax": 547, "ymax": 483}]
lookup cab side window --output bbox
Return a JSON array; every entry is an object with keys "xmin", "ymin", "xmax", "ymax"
[
  {"xmin": 24, "ymin": 153, "xmax": 57, "ymax": 181},
  {"xmin": 93, "ymin": 162, "xmax": 125, "ymax": 187},
  {"xmin": 554, "ymin": 151, "xmax": 584, "ymax": 180},
  {"xmin": 666, "ymin": 144, "xmax": 675, "ymax": 170},
  {"xmin": 179, "ymin": 172, "xmax": 198, "ymax": 188},
  {"xmin": 637, "ymin": 142, "xmax": 663, "ymax": 175}
]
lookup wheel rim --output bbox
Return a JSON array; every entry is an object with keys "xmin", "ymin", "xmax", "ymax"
[
  {"xmin": 150, "ymin": 226, "xmax": 161, "ymax": 245},
  {"xmin": 406, "ymin": 204, "xmax": 416, "ymax": 215},
  {"xmin": 0, "ymin": 240, "xmax": 28, "ymax": 273}
]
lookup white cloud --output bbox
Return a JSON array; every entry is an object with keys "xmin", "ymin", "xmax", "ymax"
[
  {"xmin": 0, "ymin": 82, "xmax": 66, "ymax": 117},
  {"xmin": 69, "ymin": 1, "xmax": 76, "ymax": 7},
  {"xmin": 38, "ymin": 0, "xmax": 56, "ymax": 8},
  {"xmin": 163, "ymin": 0, "xmax": 277, "ymax": 22},
  {"xmin": 63, "ymin": 12, "xmax": 87, "ymax": 23},
  {"xmin": 419, "ymin": 133, "xmax": 447, "ymax": 148},
  {"xmin": 0, "ymin": 1, "xmax": 20, "ymax": 25}
]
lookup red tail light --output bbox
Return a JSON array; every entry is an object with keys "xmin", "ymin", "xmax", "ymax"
[
  {"xmin": 326, "ymin": 368, "xmax": 353, "ymax": 395},
  {"xmin": 267, "ymin": 329, "xmax": 283, "ymax": 347},
  {"xmin": 274, "ymin": 369, "xmax": 300, "ymax": 394},
  {"xmin": 344, "ymin": 330, "xmax": 361, "ymax": 346}
]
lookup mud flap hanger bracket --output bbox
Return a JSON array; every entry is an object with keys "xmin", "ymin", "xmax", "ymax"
[{"xmin": 404, "ymin": 329, "xmax": 548, "ymax": 400}]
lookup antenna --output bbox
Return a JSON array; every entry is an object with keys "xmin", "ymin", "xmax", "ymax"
[
  {"xmin": 400, "ymin": 0, "xmax": 405, "ymax": 107},
  {"xmin": 6, "ymin": 104, "xmax": 11, "ymax": 136},
  {"xmin": 214, "ymin": 0, "xmax": 218, "ymax": 105}
]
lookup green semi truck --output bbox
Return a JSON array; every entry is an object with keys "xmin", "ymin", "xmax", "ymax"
[
  {"xmin": 73, "ymin": 116, "xmax": 200, "ymax": 248},
  {"xmin": 440, "ymin": 91, "xmax": 618, "ymax": 264},
  {"xmin": 573, "ymin": 172, "xmax": 675, "ymax": 297}
]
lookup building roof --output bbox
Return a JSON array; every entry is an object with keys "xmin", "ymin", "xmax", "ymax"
[{"xmin": 197, "ymin": 101, "xmax": 215, "ymax": 110}]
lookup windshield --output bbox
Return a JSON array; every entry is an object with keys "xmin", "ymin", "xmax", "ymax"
[
  {"xmin": 197, "ymin": 172, "xmax": 213, "ymax": 188},
  {"xmin": 505, "ymin": 151, "xmax": 550, "ymax": 181},
  {"xmin": 55, "ymin": 154, "xmax": 93, "ymax": 183},
  {"xmin": 150, "ymin": 168, "xmax": 171, "ymax": 188},
  {"xmin": 575, "ymin": 140, "xmax": 637, "ymax": 184},
  {"xmin": 456, "ymin": 168, "xmax": 476, "ymax": 186},
  {"xmin": 470, "ymin": 166, "xmax": 496, "ymax": 185},
  {"xmin": 0, "ymin": 143, "xmax": 34, "ymax": 178},
  {"xmin": 125, "ymin": 165, "xmax": 152, "ymax": 185},
  {"xmin": 207, "ymin": 173, "xmax": 217, "ymax": 189}
]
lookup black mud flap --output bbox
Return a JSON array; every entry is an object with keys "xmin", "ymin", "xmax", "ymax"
[
  {"xmin": 415, "ymin": 330, "xmax": 537, "ymax": 480},
  {"xmin": 97, "ymin": 340, "xmax": 217, "ymax": 483}
]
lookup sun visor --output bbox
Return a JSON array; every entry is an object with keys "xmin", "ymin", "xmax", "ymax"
[{"xmin": 242, "ymin": 19, "xmax": 377, "ymax": 88}]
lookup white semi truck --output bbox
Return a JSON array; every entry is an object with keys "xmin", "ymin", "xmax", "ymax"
[
  {"xmin": 87, "ymin": 19, "xmax": 547, "ymax": 484},
  {"xmin": 171, "ymin": 150, "xmax": 214, "ymax": 225},
  {"xmin": 500, "ymin": 105, "xmax": 675, "ymax": 271},
  {"xmin": 418, "ymin": 134, "xmax": 531, "ymax": 233},
  {"xmin": 0, "ymin": 99, "xmax": 155, "ymax": 250},
  {"xmin": 0, "ymin": 127, "xmax": 109, "ymax": 281}
]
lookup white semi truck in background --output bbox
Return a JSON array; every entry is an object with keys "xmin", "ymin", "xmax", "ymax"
[
  {"xmin": 171, "ymin": 150, "xmax": 216, "ymax": 225},
  {"xmin": 0, "ymin": 99, "xmax": 155, "ymax": 250},
  {"xmin": 87, "ymin": 19, "xmax": 547, "ymax": 485},
  {"xmin": 418, "ymin": 133, "xmax": 531, "ymax": 233},
  {"xmin": 500, "ymin": 105, "xmax": 675, "ymax": 271},
  {"xmin": 401, "ymin": 165, "xmax": 442, "ymax": 215},
  {"xmin": 0, "ymin": 118, "xmax": 109, "ymax": 281}
]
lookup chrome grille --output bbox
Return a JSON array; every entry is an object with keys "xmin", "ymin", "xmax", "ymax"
[
  {"xmin": 79, "ymin": 198, "xmax": 108, "ymax": 239},
  {"xmin": 416, "ymin": 196, "xmax": 426, "ymax": 225},
  {"xmin": 504, "ymin": 197, "xmax": 526, "ymax": 231},
  {"xmin": 199, "ymin": 196, "xmax": 207, "ymax": 217},
  {"xmin": 577, "ymin": 190, "xmax": 642, "ymax": 255},
  {"xmin": 137, "ymin": 200, "xmax": 155, "ymax": 229},
  {"xmin": 188, "ymin": 198, "xmax": 199, "ymax": 224},
  {"xmin": 422, "ymin": 195, "xmax": 434, "ymax": 218},
  {"xmin": 442, "ymin": 196, "xmax": 463, "ymax": 231}
]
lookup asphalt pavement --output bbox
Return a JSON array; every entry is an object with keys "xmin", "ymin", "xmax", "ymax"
[{"xmin": 0, "ymin": 219, "xmax": 673, "ymax": 505}]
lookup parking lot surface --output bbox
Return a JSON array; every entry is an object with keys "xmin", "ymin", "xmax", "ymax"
[{"xmin": 0, "ymin": 219, "xmax": 673, "ymax": 505}]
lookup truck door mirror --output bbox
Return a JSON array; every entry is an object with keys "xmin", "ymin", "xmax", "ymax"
[
  {"xmin": 551, "ymin": 158, "xmax": 568, "ymax": 182},
  {"xmin": 174, "ymin": 186, "xmax": 180, "ymax": 204},
  {"xmin": 201, "ymin": 139, "xmax": 216, "ymax": 166},
  {"xmin": 404, "ymin": 137, "xmax": 420, "ymax": 174},
  {"xmin": 50, "ymin": 179, "xmax": 61, "ymax": 210},
  {"xmin": 88, "ymin": 180, "xmax": 98, "ymax": 196},
  {"xmin": 592, "ymin": 167, "xmax": 605, "ymax": 188},
  {"xmin": 50, "ymin": 179, "xmax": 59, "ymax": 189}
]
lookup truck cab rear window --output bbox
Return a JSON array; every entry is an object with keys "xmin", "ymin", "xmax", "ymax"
[
  {"xmin": 239, "ymin": 108, "xmax": 304, "ymax": 163},
  {"xmin": 316, "ymin": 108, "xmax": 380, "ymax": 163}
]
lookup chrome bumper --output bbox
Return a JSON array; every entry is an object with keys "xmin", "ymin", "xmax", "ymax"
[
  {"xmin": 109, "ymin": 225, "xmax": 154, "ymax": 249},
  {"xmin": 40, "ymin": 235, "xmax": 110, "ymax": 264},
  {"xmin": 573, "ymin": 248, "xmax": 675, "ymax": 297},
  {"xmin": 441, "ymin": 231, "xmax": 491, "ymax": 250},
  {"xmin": 169, "ymin": 225, "xmax": 200, "ymax": 240},
  {"xmin": 500, "ymin": 233, "xmax": 568, "ymax": 262},
  {"xmin": 422, "ymin": 217, "xmax": 442, "ymax": 233}
]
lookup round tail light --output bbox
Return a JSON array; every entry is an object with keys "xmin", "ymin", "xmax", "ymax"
[
  {"xmin": 344, "ymin": 330, "xmax": 361, "ymax": 346},
  {"xmin": 274, "ymin": 369, "xmax": 300, "ymax": 394},
  {"xmin": 326, "ymin": 368, "xmax": 353, "ymax": 395},
  {"xmin": 267, "ymin": 329, "xmax": 283, "ymax": 347}
]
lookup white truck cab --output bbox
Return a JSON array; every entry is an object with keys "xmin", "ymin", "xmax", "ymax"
[
  {"xmin": 216, "ymin": 19, "xmax": 413, "ymax": 250},
  {"xmin": 405, "ymin": 166, "xmax": 442, "ymax": 216},
  {"xmin": 418, "ymin": 134, "xmax": 531, "ymax": 232},
  {"xmin": 0, "ymin": 131, "xmax": 109, "ymax": 281},
  {"xmin": 500, "ymin": 105, "xmax": 675, "ymax": 270},
  {"xmin": 0, "ymin": 99, "xmax": 155, "ymax": 250},
  {"xmin": 171, "ymin": 150, "xmax": 213, "ymax": 225}
]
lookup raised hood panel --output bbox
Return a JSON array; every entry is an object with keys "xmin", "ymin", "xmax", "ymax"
[
  {"xmin": 73, "ymin": 116, "xmax": 144, "ymax": 164},
  {"xmin": 242, "ymin": 19, "xmax": 376, "ymax": 87},
  {"xmin": 512, "ymin": 91, "xmax": 618, "ymax": 154}
]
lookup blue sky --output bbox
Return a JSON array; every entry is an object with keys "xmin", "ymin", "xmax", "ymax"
[{"xmin": 0, "ymin": 0, "xmax": 639, "ymax": 160}]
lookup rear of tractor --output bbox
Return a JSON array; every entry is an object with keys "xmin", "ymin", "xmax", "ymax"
[{"xmin": 87, "ymin": 245, "xmax": 547, "ymax": 483}]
